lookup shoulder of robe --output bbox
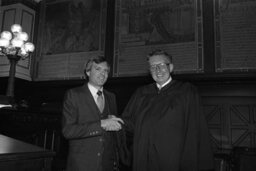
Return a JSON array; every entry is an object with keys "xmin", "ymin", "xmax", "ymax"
[{"xmin": 136, "ymin": 83, "xmax": 156, "ymax": 95}]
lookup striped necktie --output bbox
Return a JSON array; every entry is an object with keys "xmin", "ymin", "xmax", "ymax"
[{"xmin": 97, "ymin": 90, "xmax": 104, "ymax": 113}]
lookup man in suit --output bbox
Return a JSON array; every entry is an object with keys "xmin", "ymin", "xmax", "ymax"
[{"xmin": 62, "ymin": 56, "xmax": 124, "ymax": 171}]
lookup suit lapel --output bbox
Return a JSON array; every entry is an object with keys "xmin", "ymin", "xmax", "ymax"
[
  {"xmin": 103, "ymin": 91, "xmax": 114, "ymax": 115},
  {"xmin": 81, "ymin": 84, "xmax": 102, "ymax": 116}
]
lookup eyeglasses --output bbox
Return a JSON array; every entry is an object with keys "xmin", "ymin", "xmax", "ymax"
[{"xmin": 149, "ymin": 63, "xmax": 169, "ymax": 72}]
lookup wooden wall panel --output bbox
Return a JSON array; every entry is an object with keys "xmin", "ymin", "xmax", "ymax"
[{"xmin": 203, "ymin": 95, "xmax": 256, "ymax": 152}]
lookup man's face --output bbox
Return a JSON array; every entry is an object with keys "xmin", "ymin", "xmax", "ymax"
[
  {"xmin": 148, "ymin": 55, "xmax": 173, "ymax": 86},
  {"xmin": 87, "ymin": 62, "xmax": 109, "ymax": 89}
]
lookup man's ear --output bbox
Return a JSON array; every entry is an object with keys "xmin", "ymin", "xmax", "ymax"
[
  {"xmin": 169, "ymin": 63, "xmax": 174, "ymax": 73},
  {"xmin": 86, "ymin": 71, "xmax": 90, "ymax": 77}
]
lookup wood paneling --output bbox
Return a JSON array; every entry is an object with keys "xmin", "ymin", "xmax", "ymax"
[{"xmin": 201, "ymin": 84, "xmax": 256, "ymax": 153}]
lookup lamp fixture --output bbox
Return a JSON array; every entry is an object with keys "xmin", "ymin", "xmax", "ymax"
[
  {"xmin": 0, "ymin": 24, "xmax": 34, "ymax": 59},
  {"xmin": 0, "ymin": 24, "xmax": 35, "ymax": 107}
]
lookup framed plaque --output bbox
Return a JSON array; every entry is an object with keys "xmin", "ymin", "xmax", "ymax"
[
  {"xmin": 34, "ymin": 0, "xmax": 107, "ymax": 81},
  {"xmin": 214, "ymin": 0, "xmax": 256, "ymax": 72},
  {"xmin": 113, "ymin": 0, "xmax": 204, "ymax": 77}
]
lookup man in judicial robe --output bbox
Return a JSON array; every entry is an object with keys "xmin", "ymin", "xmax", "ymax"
[
  {"xmin": 122, "ymin": 50, "xmax": 214, "ymax": 171},
  {"xmin": 62, "ymin": 56, "xmax": 124, "ymax": 171}
]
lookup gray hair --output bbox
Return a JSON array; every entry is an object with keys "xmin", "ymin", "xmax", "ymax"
[
  {"xmin": 147, "ymin": 49, "xmax": 172, "ymax": 63},
  {"xmin": 83, "ymin": 56, "xmax": 110, "ymax": 79}
]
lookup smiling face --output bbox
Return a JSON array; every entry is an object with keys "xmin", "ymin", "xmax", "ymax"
[
  {"xmin": 148, "ymin": 54, "xmax": 173, "ymax": 86},
  {"xmin": 86, "ymin": 61, "xmax": 109, "ymax": 89}
]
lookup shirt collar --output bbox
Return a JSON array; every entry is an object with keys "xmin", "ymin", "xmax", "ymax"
[
  {"xmin": 156, "ymin": 76, "xmax": 172, "ymax": 90},
  {"xmin": 87, "ymin": 83, "xmax": 103, "ymax": 97}
]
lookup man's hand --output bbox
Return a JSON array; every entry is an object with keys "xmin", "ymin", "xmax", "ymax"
[{"xmin": 101, "ymin": 117, "xmax": 124, "ymax": 131}]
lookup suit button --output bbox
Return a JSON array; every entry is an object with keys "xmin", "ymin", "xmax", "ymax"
[
  {"xmin": 99, "ymin": 138, "xmax": 103, "ymax": 142},
  {"xmin": 97, "ymin": 153, "xmax": 101, "ymax": 156}
]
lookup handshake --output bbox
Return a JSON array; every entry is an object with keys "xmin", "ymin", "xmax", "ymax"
[{"xmin": 101, "ymin": 115, "xmax": 124, "ymax": 131}]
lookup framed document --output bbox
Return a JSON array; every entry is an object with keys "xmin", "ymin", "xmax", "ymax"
[
  {"xmin": 34, "ymin": 0, "xmax": 107, "ymax": 80},
  {"xmin": 214, "ymin": 0, "xmax": 256, "ymax": 72},
  {"xmin": 113, "ymin": 0, "xmax": 204, "ymax": 77}
]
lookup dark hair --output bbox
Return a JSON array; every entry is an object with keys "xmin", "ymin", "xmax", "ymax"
[
  {"xmin": 83, "ymin": 56, "xmax": 110, "ymax": 78},
  {"xmin": 147, "ymin": 49, "xmax": 172, "ymax": 63}
]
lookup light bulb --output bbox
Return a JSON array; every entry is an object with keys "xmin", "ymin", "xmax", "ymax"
[
  {"xmin": 17, "ymin": 32, "xmax": 28, "ymax": 41},
  {"xmin": 11, "ymin": 38, "xmax": 24, "ymax": 48},
  {"xmin": 18, "ymin": 46, "xmax": 28, "ymax": 58},
  {"xmin": 24, "ymin": 42, "xmax": 35, "ymax": 52},
  {"xmin": 0, "ymin": 38, "xmax": 10, "ymax": 47},
  {"xmin": 11, "ymin": 24, "xmax": 22, "ymax": 34},
  {"xmin": 1, "ymin": 31, "xmax": 12, "ymax": 40}
]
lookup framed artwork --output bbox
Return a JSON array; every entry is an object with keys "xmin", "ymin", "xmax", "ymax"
[
  {"xmin": 34, "ymin": 0, "xmax": 107, "ymax": 80},
  {"xmin": 214, "ymin": 0, "xmax": 256, "ymax": 72},
  {"xmin": 113, "ymin": 0, "xmax": 204, "ymax": 77}
]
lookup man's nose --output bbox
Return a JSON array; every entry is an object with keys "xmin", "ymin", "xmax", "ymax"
[{"xmin": 156, "ymin": 65, "xmax": 162, "ymax": 71}]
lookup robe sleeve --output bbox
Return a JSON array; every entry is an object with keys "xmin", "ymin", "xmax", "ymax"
[
  {"xmin": 180, "ymin": 84, "xmax": 214, "ymax": 171},
  {"xmin": 118, "ymin": 88, "xmax": 144, "ymax": 166},
  {"xmin": 121, "ymin": 88, "xmax": 142, "ymax": 133}
]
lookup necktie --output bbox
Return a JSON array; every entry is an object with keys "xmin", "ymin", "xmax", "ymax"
[{"xmin": 96, "ymin": 90, "xmax": 104, "ymax": 113}]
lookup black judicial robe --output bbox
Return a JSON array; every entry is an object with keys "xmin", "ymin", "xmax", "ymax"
[{"xmin": 122, "ymin": 80, "xmax": 214, "ymax": 171}]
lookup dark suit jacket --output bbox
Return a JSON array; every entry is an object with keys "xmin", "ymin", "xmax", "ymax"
[{"xmin": 62, "ymin": 84, "xmax": 118, "ymax": 171}]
